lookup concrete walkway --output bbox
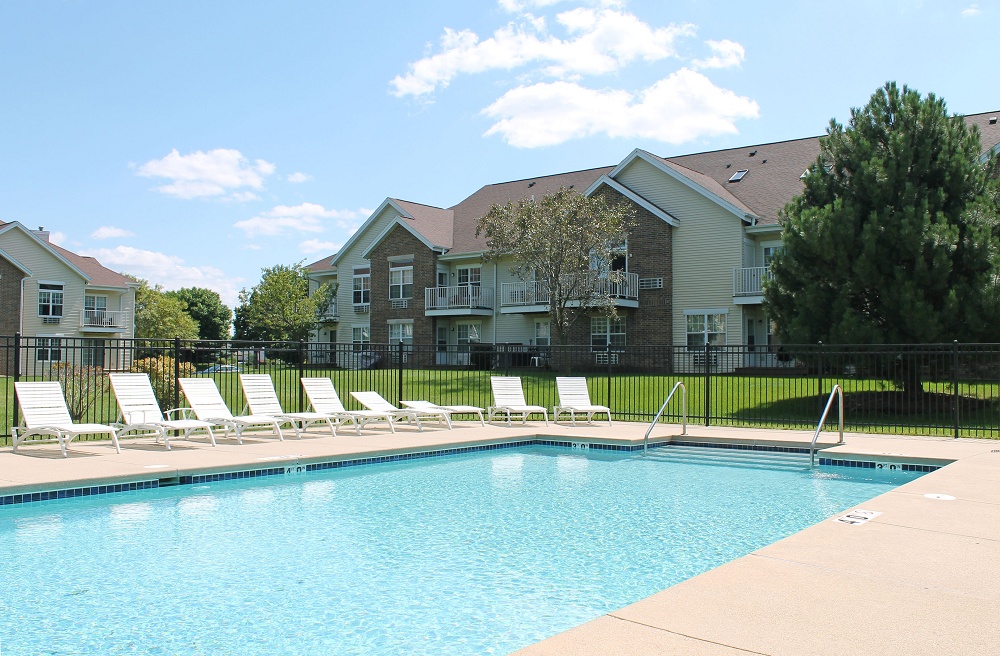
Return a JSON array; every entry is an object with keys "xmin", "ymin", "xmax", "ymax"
[{"xmin": 2, "ymin": 422, "xmax": 998, "ymax": 655}]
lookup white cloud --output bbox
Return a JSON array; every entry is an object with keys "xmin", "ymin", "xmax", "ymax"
[
  {"xmin": 233, "ymin": 202, "xmax": 368, "ymax": 238},
  {"xmin": 961, "ymin": 4, "xmax": 980, "ymax": 16},
  {"xmin": 299, "ymin": 239, "xmax": 342, "ymax": 254},
  {"xmin": 80, "ymin": 245, "xmax": 243, "ymax": 306},
  {"xmin": 136, "ymin": 148, "xmax": 275, "ymax": 200},
  {"xmin": 499, "ymin": 0, "xmax": 622, "ymax": 13},
  {"xmin": 91, "ymin": 226, "xmax": 135, "ymax": 240},
  {"xmin": 482, "ymin": 68, "xmax": 759, "ymax": 147},
  {"xmin": 287, "ymin": 172, "xmax": 312, "ymax": 183},
  {"xmin": 49, "ymin": 231, "xmax": 66, "ymax": 246},
  {"xmin": 390, "ymin": 8, "xmax": 694, "ymax": 97},
  {"xmin": 692, "ymin": 39, "xmax": 745, "ymax": 69}
]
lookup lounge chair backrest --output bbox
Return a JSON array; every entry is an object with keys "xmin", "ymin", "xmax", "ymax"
[
  {"xmin": 403, "ymin": 400, "xmax": 437, "ymax": 411},
  {"xmin": 109, "ymin": 373, "xmax": 166, "ymax": 424},
  {"xmin": 240, "ymin": 374, "xmax": 285, "ymax": 415},
  {"xmin": 556, "ymin": 377, "xmax": 593, "ymax": 407},
  {"xmin": 14, "ymin": 381, "xmax": 73, "ymax": 427},
  {"xmin": 178, "ymin": 378, "xmax": 235, "ymax": 420},
  {"xmin": 351, "ymin": 391, "xmax": 396, "ymax": 412},
  {"xmin": 301, "ymin": 378, "xmax": 348, "ymax": 414},
  {"xmin": 490, "ymin": 377, "xmax": 528, "ymax": 406}
]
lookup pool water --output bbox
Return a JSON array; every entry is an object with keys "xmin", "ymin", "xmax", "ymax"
[{"xmin": 0, "ymin": 446, "xmax": 919, "ymax": 655}]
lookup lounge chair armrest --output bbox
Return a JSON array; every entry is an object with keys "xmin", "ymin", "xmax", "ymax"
[{"xmin": 165, "ymin": 407, "xmax": 195, "ymax": 420}]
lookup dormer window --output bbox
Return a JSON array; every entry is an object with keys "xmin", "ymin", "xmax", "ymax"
[{"xmin": 728, "ymin": 169, "xmax": 748, "ymax": 183}]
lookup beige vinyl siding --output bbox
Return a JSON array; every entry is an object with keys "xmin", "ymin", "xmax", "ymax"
[
  {"xmin": 617, "ymin": 158, "xmax": 744, "ymax": 346},
  {"xmin": 332, "ymin": 208, "xmax": 404, "ymax": 344}
]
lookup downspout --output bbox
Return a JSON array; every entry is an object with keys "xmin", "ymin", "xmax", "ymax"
[
  {"xmin": 19, "ymin": 277, "xmax": 24, "ymax": 333},
  {"xmin": 493, "ymin": 262, "xmax": 498, "ymax": 345}
]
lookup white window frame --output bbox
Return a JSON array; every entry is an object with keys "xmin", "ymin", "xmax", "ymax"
[
  {"xmin": 457, "ymin": 266, "xmax": 481, "ymax": 287},
  {"xmin": 534, "ymin": 320, "xmax": 550, "ymax": 348},
  {"xmin": 351, "ymin": 325, "xmax": 370, "ymax": 352},
  {"xmin": 388, "ymin": 320, "xmax": 414, "ymax": 345},
  {"xmin": 685, "ymin": 309, "xmax": 728, "ymax": 349},
  {"xmin": 36, "ymin": 336, "xmax": 62, "ymax": 362},
  {"xmin": 38, "ymin": 282, "xmax": 64, "ymax": 318},
  {"xmin": 352, "ymin": 273, "xmax": 371, "ymax": 305},
  {"xmin": 590, "ymin": 316, "xmax": 625, "ymax": 351},
  {"xmin": 389, "ymin": 266, "xmax": 413, "ymax": 300}
]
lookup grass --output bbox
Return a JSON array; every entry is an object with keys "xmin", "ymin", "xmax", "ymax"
[{"xmin": 3, "ymin": 367, "xmax": 998, "ymax": 447}]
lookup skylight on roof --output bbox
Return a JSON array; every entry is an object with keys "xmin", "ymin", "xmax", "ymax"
[
  {"xmin": 728, "ymin": 169, "xmax": 748, "ymax": 183},
  {"xmin": 800, "ymin": 169, "xmax": 809, "ymax": 179}
]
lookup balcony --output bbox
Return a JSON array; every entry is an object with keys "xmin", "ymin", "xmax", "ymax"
[
  {"xmin": 80, "ymin": 309, "xmax": 128, "ymax": 332},
  {"xmin": 733, "ymin": 266, "xmax": 772, "ymax": 303},
  {"xmin": 500, "ymin": 273, "xmax": 639, "ymax": 313},
  {"xmin": 424, "ymin": 285, "xmax": 494, "ymax": 317},
  {"xmin": 317, "ymin": 302, "xmax": 339, "ymax": 323}
]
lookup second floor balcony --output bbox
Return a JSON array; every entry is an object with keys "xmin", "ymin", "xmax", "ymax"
[
  {"xmin": 733, "ymin": 266, "xmax": 772, "ymax": 302},
  {"xmin": 317, "ymin": 302, "xmax": 339, "ymax": 323},
  {"xmin": 500, "ymin": 273, "xmax": 639, "ymax": 313},
  {"xmin": 80, "ymin": 309, "xmax": 129, "ymax": 332},
  {"xmin": 424, "ymin": 285, "xmax": 494, "ymax": 316}
]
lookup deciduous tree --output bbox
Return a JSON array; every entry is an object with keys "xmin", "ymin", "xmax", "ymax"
[
  {"xmin": 166, "ymin": 287, "xmax": 232, "ymax": 341},
  {"xmin": 133, "ymin": 279, "xmax": 199, "ymax": 340},
  {"xmin": 234, "ymin": 263, "xmax": 333, "ymax": 342},
  {"xmin": 477, "ymin": 188, "xmax": 634, "ymax": 346}
]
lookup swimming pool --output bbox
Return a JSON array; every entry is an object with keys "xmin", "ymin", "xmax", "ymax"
[{"xmin": 0, "ymin": 445, "xmax": 920, "ymax": 655}]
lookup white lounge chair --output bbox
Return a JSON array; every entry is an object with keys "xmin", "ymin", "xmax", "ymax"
[
  {"xmin": 109, "ymin": 373, "xmax": 218, "ymax": 449},
  {"xmin": 488, "ymin": 376, "xmax": 549, "ymax": 426},
  {"xmin": 240, "ymin": 374, "xmax": 336, "ymax": 438},
  {"xmin": 178, "ymin": 377, "xmax": 286, "ymax": 442},
  {"xmin": 350, "ymin": 391, "xmax": 433, "ymax": 430},
  {"xmin": 402, "ymin": 400, "xmax": 485, "ymax": 426},
  {"xmin": 300, "ymin": 378, "xmax": 396, "ymax": 434},
  {"xmin": 12, "ymin": 381, "xmax": 121, "ymax": 457},
  {"xmin": 553, "ymin": 376, "xmax": 612, "ymax": 426}
]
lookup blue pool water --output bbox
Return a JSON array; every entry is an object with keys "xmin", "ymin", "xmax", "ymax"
[{"xmin": 0, "ymin": 446, "xmax": 919, "ymax": 655}]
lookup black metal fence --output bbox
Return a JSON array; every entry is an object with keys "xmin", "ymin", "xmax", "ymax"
[{"xmin": 2, "ymin": 335, "xmax": 998, "ymax": 443}]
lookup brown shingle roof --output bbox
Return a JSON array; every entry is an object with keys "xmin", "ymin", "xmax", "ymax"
[
  {"xmin": 305, "ymin": 255, "xmax": 337, "ymax": 274},
  {"xmin": 391, "ymin": 199, "xmax": 455, "ymax": 249},
  {"xmin": 49, "ymin": 243, "xmax": 134, "ymax": 288},
  {"xmin": 448, "ymin": 166, "xmax": 614, "ymax": 253}
]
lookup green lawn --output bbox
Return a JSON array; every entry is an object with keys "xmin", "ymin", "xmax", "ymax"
[{"xmin": 3, "ymin": 367, "xmax": 998, "ymax": 447}]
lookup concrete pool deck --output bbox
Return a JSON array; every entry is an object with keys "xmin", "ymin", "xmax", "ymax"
[{"xmin": 2, "ymin": 422, "xmax": 998, "ymax": 655}]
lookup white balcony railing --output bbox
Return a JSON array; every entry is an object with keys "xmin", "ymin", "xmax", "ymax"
[
  {"xmin": 424, "ymin": 285, "xmax": 494, "ymax": 310},
  {"xmin": 500, "ymin": 273, "xmax": 639, "ymax": 307},
  {"xmin": 733, "ymin": 266, "xmax": 772, "ymax": 296},
  {"xmin": 80, "ymin": 309, "xmax": 128, "ymax": 329},
  {"xmin": 317, "ymin": 302, "xmax": 338, "ymax": 322}
]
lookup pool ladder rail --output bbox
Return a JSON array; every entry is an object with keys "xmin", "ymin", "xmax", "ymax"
[
  {"xmin": 644, "ymin": 381, "xmax": 687, "ymax": 454},
  {"xmin": 810, "ymin": 384, "xmax": 845, "ymax": 467}
]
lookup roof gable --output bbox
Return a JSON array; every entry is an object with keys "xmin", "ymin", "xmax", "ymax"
[{"xmin": 0, "ymin": 222, "xmax": 91, "ymax": 281}]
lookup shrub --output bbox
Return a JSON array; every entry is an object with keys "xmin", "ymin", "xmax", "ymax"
[
  {"xmin": 132, "ymin": 355, "xmax": 196, "ymax": 408},
  {"xmin": 52, "ymin": 364, "xmax": 108, "ymax": 421}
]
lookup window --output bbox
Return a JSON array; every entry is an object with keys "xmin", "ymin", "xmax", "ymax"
[
  {"xmin": 388, "ymin": 321, "xmax": 413, "ymax": 344},
  {"xmin": 762, "ymin": 246, "xmax": 783, "ymax": 266},
  {"xmin": 84, "ymin": 295, "xmax": 108, "ymax": 326},
  {"xmin": 591, "ymin": 317, "xmax": 625, "ymax": 351},
  {"xmin": 686, "ymin": 312, "xmax": 727, "ymax": 349},
  {"xmin": 82, "ymin": 338, "xmax": 106, "ymax": 367},
  {"xmin": 352, "ymin": 273, "xmax": 371, "ymax": 305},
  {"xmin": 389, "ymin": 267, "xmax": 413, "ymax": 300},
  {"xmin": 457, "ymin": 266, "xmax": 481, "ymax": 287},
  {"xmin": 534, "ymin": 320, "xmax": 550, "ymax": 348},
  {"xmin": 457, "ymin": 322, "xmax": 481, "ymax": 352},
  {"xmin": 36, "ymin": 337, "xmax": 62, "ymax": 362},
  {"xmin": 351, "ymin": 326, "xmax": 370, "ymax": 352},
  {"xmin": 38, "ymin": 283, "xmax": 63, "ymax": 318}
]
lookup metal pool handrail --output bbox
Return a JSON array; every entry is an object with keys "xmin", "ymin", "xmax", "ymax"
[
  {"xmin": 644, "ymin": 381, "xmax": 687, "ymax": 454},
  {"xmin": 810, "ymin": 384, "xmax": 845, "ymax": 467}
]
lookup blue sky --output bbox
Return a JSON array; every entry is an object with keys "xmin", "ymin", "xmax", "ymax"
[{"xmin": 1, "ymin": 0, "xmax": 996, "ymax": 306}]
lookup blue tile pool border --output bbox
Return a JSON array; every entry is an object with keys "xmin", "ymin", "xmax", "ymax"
[{"xmin": 0, "ymin": 439, "xmax": 939, "ymax": 507}]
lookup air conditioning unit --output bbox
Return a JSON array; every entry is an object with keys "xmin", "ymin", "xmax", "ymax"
[
  {"xmin": 594, "ymin": 352, "xmax": 619, "ymax": 365},
  {"xmin": 42, "ymin": 317, "xmax": 61, "ymax": 325},
  {"xmin": 354, "ymin": 304, "xmax": 370, "ymax": 314},
  {"xmin": 391, "ymin": 299, "xmax": 409, "ymax": 310}
]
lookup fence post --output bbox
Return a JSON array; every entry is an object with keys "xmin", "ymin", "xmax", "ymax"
[
  {"xmin": 298, "ymin": 340, "xmax": 306, "ymax": 412},
  {"xmin": 13, "ymin": 332, "xmax": 21, "ymax": 429},
  {"xmin": 704, "ymin": 342, "xmax": 711, "ymax": 426},
  {"xmin": 397, "ymin": 341, "xmax": 404, "ymax": 406},
  {"xmin": 817, "ymin": 341, "xmax": 824, "ymax": 415},
  {"xmin": 173, "ymin": 337, "xmax": 181, "ymax": 411},
  {"xmin": 952, "ymin": 340, "xmax": 960, "ymax": 439}
]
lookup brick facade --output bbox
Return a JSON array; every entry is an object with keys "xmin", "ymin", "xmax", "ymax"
[
  {"xmin": 367, "ymin": 225, "xmax": 439, "ymax": 365},
  {"xmin": 0, "ymin": 255, "xmax": 26, "ymax": 375}
]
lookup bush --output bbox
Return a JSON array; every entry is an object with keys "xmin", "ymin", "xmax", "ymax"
[
  {"xmin": 132, "ymin": 355, "xmax": 196, "ymax": 408},
  {"xmin": 52, "ymin": 364, "xmax": 108, "ymax": 420}
]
